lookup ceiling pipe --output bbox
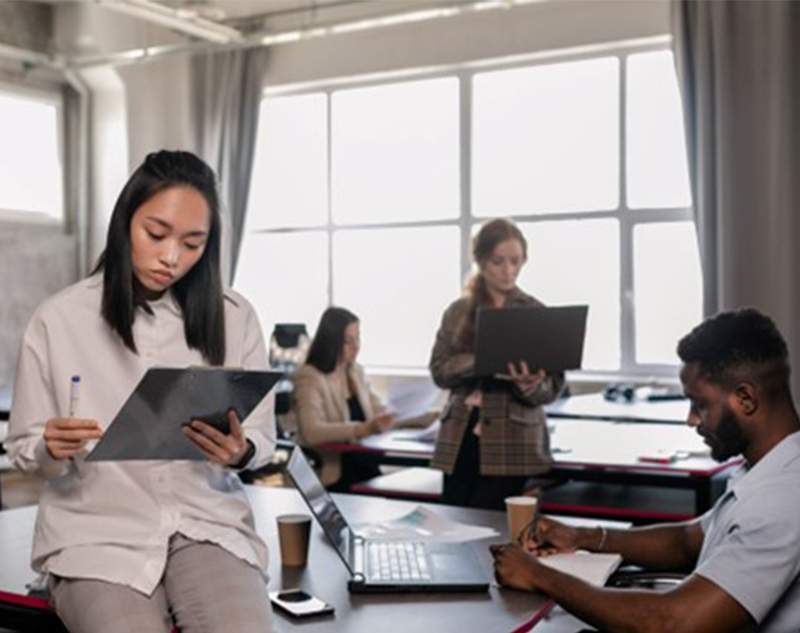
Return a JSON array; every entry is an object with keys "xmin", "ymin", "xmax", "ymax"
[
  {"xmin": 97, "ymin": 0, "xmax": 243, "ymax": 44},
  {"xmin": 1, "ymin": 0, "xmax": 557, "ymax": 71}
]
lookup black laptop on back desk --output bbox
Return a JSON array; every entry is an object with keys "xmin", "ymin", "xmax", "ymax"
[{"xmin": 286, "ymin": 448, "xmax": 490, "ymax": 593}]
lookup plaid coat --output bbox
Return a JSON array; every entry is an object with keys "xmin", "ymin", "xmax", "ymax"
[{"xmin": 429, "ymin": 289, "xmax": 564, "ymax": 476}]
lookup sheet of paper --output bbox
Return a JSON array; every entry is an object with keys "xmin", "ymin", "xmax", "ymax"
[
  {"xmin": 355, "ymin": 505, "xmax": 499, "ymax": 543},
  {"xmin": 387, "ymin": 421, "xmax": 440, "ymax": 443},
  {"xmin": 385, "ymin": 377, "xmax": 441, "ymax": 420},
  {"xmin": 539, "ymin": 551, "xmax": 622, "ymax": 587}
]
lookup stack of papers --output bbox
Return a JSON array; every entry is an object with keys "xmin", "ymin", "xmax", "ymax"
[
  {"xmin": 539, "ymin": 551, "xmax": 622, "ymax": 587},
  {"xmin": 355, "ymin": 506, "xmax": 498, "ymax": 543}
]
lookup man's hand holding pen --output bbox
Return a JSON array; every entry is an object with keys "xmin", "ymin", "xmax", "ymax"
[
  {"xmin": 490, "ymin": 517, "xmax": 583, "ymax": 592},
  {"xmin": 183, "ymin": 409, "xmax": 251, "ymax": 467}
]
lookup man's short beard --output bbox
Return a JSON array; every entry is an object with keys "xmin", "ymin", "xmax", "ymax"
[{"xmin": 702, "ymin": 409, "xmax": 748, "ymax": 462}]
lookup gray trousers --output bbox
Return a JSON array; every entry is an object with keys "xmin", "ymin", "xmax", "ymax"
[{"xmin": 50, "ymin": 533, "xmax": 275, "ymax": 633}]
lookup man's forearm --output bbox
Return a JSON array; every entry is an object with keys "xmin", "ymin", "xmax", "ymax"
[
  {"xmin": 574, "ymin": 522, "xmax": 699, "ymax": 571},
  {"xmin": 534, "ymin": 567, "xmax": 678, "ymax": 633}
]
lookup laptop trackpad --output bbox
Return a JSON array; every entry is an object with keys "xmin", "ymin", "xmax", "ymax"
[{"xmin": 430, "ymin": 546, "xmax": 484, "ymax": 581}]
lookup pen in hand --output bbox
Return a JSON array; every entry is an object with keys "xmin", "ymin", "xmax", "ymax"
[
  {"xmin": 44, "ymin": 375, "xmax": 101, "ymax": 461},
  {"xmin": 69, "ymin": 375, "xmax": 81, "ymax": 417}
]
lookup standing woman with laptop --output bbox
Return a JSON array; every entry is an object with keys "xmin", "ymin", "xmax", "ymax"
[
  {"xmin": 6, "ymin": 151, "xmax": 275, "ymax": 633},
  {"xmin": 429, "ymin": 218, "xmax": 565, "ymax": 509}
]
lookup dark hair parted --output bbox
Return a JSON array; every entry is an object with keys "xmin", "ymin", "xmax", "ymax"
[
  {"xmin": 456, "ymin": 218, "xmax": 528, "ymax": 349},
  {"xmin": 92, "ymin": 150, "xmax": 226, "ymax": 365},
  {"xmin": 305, "ymin": 307, "xmax": 359, "ymax": 374},
  {"xmin": 677, "ymin": 308, "xmax": 790, "ymax": 392}
]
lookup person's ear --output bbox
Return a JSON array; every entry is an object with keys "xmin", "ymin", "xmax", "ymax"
[{"xmin": 732, "ymin": 382, "xmax": 758, "ymax": 417}]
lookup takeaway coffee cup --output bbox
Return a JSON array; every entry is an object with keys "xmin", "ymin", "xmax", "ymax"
[
  {"xmin": 277, "ymin": 514, "xmax": 312, "ymax": 566},
  {"xmin": 505, "ymin": 496, "xmax": 538, "ymax": 543}
]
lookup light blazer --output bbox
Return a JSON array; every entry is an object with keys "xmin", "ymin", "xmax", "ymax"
[
  {"xmin": 429, "ymin": 288, "xmax": 565, "ymax": 477},
  {"xmin": 293, "ymin": 362, "xmax": 384, "ymax": 485}
]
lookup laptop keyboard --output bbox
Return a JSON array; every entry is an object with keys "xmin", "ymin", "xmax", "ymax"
[{"xmin": 366, "ymin": 541, "xmax": 432, "ymax": 582}]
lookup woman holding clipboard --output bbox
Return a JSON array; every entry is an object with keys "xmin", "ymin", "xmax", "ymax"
[
  {"xmin": 429, "ymin": 218, "xmax": 565, "ymax": 509},
  {"xmin": 6, "ymin": 151, "xmax": 275, "ymax": 632}
]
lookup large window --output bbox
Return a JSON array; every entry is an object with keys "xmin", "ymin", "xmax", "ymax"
[
  {"xmin": 0, "ymin": 86, "xmax": 64, "ymax": 222},
  {"xmin": 236, "ymin": 46, "xmax": 702, "ymax": 375}
]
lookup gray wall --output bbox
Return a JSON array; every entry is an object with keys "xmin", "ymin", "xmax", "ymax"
[
  {"xmin": 0, "ymin": 224, "xmax": 78, "ymax": 385},
  {"xmin": 0, "ymin": 1, "xmax": 52, "ymax": 52}
]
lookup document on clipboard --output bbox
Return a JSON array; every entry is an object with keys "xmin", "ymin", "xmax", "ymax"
[{"xmin": 87, "ymin": 367, "xmax": 282, "ymax": 461}]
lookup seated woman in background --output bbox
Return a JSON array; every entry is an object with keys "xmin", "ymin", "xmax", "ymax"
[
  {"xmin": 293, "ymin": 307, "xmax": 436, "ymax": 490},
  {"xmin": 429, "ymin": 217, "xmax": 565, "ymax": 510}
]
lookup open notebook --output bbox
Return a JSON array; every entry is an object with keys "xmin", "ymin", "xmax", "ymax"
[{"xmin": 539, "ymin": 551, "xmax": 622, "ymax": 587}]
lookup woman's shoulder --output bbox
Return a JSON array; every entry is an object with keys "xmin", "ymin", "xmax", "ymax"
[
  {"xmin": 510, "ymin": 288, "xmax": 544, "ymax": 307},
  {"xmin": 28, "ymin": 276, "xmax": 102, "ymax": 327},
  {"xmin": 222, "ymin": 287, "xmax": 253, "ymax": 313},
  {"xmin": 443, "ymin": 296, "xmax": 470, "ymax": 318},
  {"xmin": 222, "ymin": 287, "xmax": 261, "ymax": 330},
  {"xmin": 294, "ymin": 364, "xmax": 329, "ymax": 389}
]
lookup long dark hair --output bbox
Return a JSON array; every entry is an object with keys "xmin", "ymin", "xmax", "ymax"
[
  {"xmin": 457, "ymin": 218, "xmax": 528, "ymax": 349},
  {"xmin": 92, "ymin": 150, "xmax": 226, "ymax": 365},
  {"xmin": 305, "ymin": 307, "xmax": 359, "ymax": 374}
]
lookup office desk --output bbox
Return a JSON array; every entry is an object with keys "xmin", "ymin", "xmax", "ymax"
[
  {"xmin": 0, "ymin": 486, "xmax": 555, "ymax": 633},
  {"xmin": 546, "ymin": 393, "xmax": 689, "ymax": 424},
  {"xmin": 345, "ymin": 417, "xmax": 738, "ymax": 517}
]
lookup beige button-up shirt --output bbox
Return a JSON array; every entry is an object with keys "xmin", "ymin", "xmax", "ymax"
[{"xmin": 6, "ymin": 276, "xmax": 276, "ymax": 595}]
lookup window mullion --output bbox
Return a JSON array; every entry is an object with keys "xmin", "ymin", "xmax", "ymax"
[
  {"xmin": 460, "ymin": 72, "xmax": 473, "ymax": 280},
  {"xmin": 619, "ymin": 53, "xmax": 636, "ymax": 375}
]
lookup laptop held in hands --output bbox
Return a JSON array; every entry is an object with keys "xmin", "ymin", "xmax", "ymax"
[
  {"xmin": 474, "ymin": 305, "xmax": 588, "ymax": 377},
  {"xmin": 286, "ymin": 448, "xmax": 490, "ymax": 594}
]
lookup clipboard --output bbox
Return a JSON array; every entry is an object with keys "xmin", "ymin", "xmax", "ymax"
[
  {"xmin": 86, "ymin": 367, "xmax": 282, "ymax": 461},
  {"xmin": 474, "ymin": 305, "xmax": 588, "ymax": 377}
]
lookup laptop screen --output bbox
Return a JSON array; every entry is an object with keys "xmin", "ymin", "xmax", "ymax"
[{"xmin": 286, "ymin": 448, "xmax": 356, "ymax": 570}]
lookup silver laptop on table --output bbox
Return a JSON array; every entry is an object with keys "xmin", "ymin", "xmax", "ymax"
[{"xmin": 286, "ymin": 448, "xmax": 490, "ymax": 594}]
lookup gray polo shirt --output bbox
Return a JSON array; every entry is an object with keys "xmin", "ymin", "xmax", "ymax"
[{"xmin": 696, "ymin": 431, "xmax": 800, "ymax": 631}]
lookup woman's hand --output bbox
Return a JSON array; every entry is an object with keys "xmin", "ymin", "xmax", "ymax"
[
  {"xmin": 44, "ymin": 418, "xmax": 103, "ymax": 460},
  {"xmin": 496, "ymin": 361, "xmax": 546, "ymax": 395},
  {"xmin": 520, "ymin": 517, "xmax": 581, "ymax": 556},
  {"xmin": 183, "ymin": 409, "xmax": 250, "ymax": 467},
  {"xmin": 357, "ymin": 413, "xmax": 395, "ymax": 439}
]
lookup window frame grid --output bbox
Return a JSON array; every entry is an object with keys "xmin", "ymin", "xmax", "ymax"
[{"xmin": 247, "ymin": 40, "xmax": 695, "ymax": 378}]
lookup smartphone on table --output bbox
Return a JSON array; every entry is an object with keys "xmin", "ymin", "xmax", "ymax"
[{"xmin": 269, "ymin": 589, "xmax": 335, "ymax": 618}]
